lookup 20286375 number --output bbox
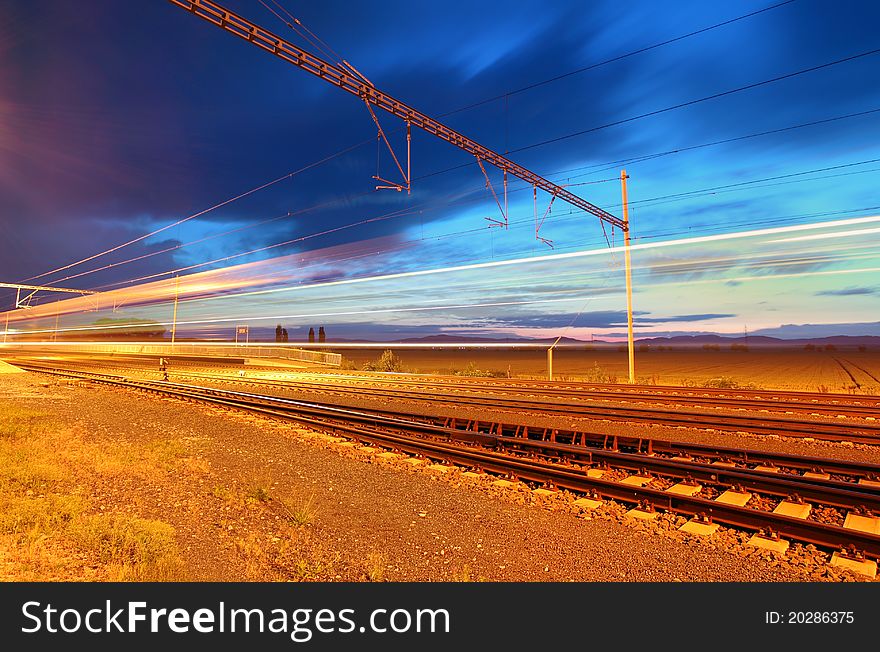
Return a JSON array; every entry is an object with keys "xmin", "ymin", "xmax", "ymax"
[{"xmin": 788, "ymin": 612, "xmax": 854, "ymax": 624}]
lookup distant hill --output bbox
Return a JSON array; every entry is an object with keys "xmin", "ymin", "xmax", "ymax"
[
  {"xmin": 635, "ymin": 334, "xmax": 880, "ymax": 347},
  {"xmin": 327, "ymin": 333, "xmax": 880, "ymax": 348},
  {"xmin": 396, "ymin": 334, "xmax": 588, "ymax": 345}
]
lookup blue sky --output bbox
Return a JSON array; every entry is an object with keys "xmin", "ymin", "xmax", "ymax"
[{"xmin": 1, "ymin": 0, "xmax": 878, "ymax": 340}]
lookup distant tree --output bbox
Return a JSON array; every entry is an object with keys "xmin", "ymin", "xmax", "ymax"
[
  {"xmin": 318, "ymin": 326, "xmax": 326, "ymax": 343},
  {"xmin": 275, "ymin": 324, "xmax": 282, "ymax": 343},
  {"xmin": 282, "ymin": 328, "xmax": 289, "ymax": 343},
  {"xmin": 308, "ymin": 327, "xmax": 315, "ymax": 343}
]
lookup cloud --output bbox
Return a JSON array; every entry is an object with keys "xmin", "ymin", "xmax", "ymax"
[
  {"xmin": 814, "ymin": 286, "xmax": 877, "ymax": 297},
  {"xmin": 749, "ymin": 322, "xmax": 880, "ymax": 338},
  {"xmin": 3, "ymin": 0, "xmax": 879, "ymax": 331},
  {"xmin": 453, "ymin": 310, "xmax": 737, "ymax": 330},
  {"xmin": 636, "ymin": 313, "xmax": 736, "ymax": 323}
]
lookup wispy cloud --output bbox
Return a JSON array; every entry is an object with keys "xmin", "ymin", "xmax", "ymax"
[{"xmin": 815, "ymin": 286, "xmax": 877, "ymax": 297}]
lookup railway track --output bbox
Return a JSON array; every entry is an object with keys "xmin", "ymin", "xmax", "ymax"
[
  {"xmin": 196, "ymin": 372, "xmax": 880, "ymax": 418},
  {"xmin": 8, "ymin": 356, "xmax": 880, "ymax": 444},
  {"xmin": 278, "ymin": 368, "xmax": 880, "ymax": 405},
  {"xmin": 16, "ymin": 362, "xmax": 880, "ymax": 564},
  {"xmin": 75, "ymin": 368, "xmax": 880, "ymax": 444},
  {"xmin": 9, "ymin": 353, "xmax": 880, "ymax": 408}
]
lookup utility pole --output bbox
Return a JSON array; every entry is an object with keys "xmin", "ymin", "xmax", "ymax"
[
  {"xmin": 171, "ymin": 275, "xmax": 179, "ymax": 346},
  {"xmin": 621, "ymin": 169, "xmax": 635, "ymax": 384},
  {"xmin": 547, "ymin": 347, "xmax": 553, "ymax": 381},
  {"xmin": 3, "ymin": 311, "xmax": 9, "ymax": 344}
]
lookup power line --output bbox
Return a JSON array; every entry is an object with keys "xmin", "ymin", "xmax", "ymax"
[
  {"xmin": 510, "ymin": 47, "xmax": 880, "ymax": 155},
  {"xmin": 46, "ymin": 148, "xmax": 880, "ymax": 295},
  {"xmin": 43, "ymin": 102, "xmax": 878, "ymax": 293},
  {"xmin": 85, "ymin": 185, "xmax": 497, "ymax": 291},
  {"xmin": 438, "ymin": 0, "xmax": 798, "ymax": 117},
  {"xmin": 534, "ymin": 107, "xmax": 880, "ymax": 183},
  {"xmin": 415, "ymin": 51, "xmax": 880, "ymax": 184},
  {"xmin": 623, "ymin": 158, "xmax": 880, "ymax": 207},
  {"xmin": 95, "ymin": 156, "xmax": 880, "ymax": 295},
  {"xmin": 16, "ymin": 2, "xmax": 872, "ymax": 292},
  {"xmin": 23, "ymin": 140, "xmax": 368, "ymax": 285}
]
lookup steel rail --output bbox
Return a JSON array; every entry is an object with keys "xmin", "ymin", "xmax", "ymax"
[
  {"xmin": 151, "ymin": 370, "xmax": 880, "ymax": 444},
  {"xmin": 11, "ymin": 351, "xmax": 879, "ymax": 408},
  {"xmin": 17, "ymin": 363, "xmax": 880, "ymax": 558},
  {"xmin": 177, "ymin": 372, "xmax": 880, "ymax": 419},
  {"xmin": 300, "ymin": 369, "xmax": 880, "ymax": 405},
  {"xmin": 84, "ymin": 362, "xmax": 879, "ymax": 418},
  {"xmin": 12, "ymin": 360, "xmax": 880, "ymax": 477},
  {"xmin": 10, "ymin": 356, "xmax": 875, "ymax": 441}
]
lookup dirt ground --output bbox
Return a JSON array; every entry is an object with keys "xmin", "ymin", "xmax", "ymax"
[
  {"xmin": 3, "ymin": 371, "xmax": 869, "ymax": 583},
  {"xmin": 337, "ymin": 346, "xmax": 880, "ymax": 394}
]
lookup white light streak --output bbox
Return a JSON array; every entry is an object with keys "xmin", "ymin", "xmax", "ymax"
[
  {"xmin": 766, "ymin": 227, "xmax": 880, "ymax": 243},
  {"xmin": 3, "ymin": 294, "xmax": 609, "ymax": 336},
  {"xmin": 183, "ymin": 214, "xmax": 880, "ymax": 304}
]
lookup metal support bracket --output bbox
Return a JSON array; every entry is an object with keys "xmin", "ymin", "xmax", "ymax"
[
  {"xmin": 2, "ymin": 283, "xmax": 96, "ymax": 309},
  {"xmin": 533, "ymin": 185, "xmax": 557, "ymax": 247},
  {"xmin": 476, "ymin": 157, "xmax": 508, "ymax": 229},
  {"xmin": 364, "ymin": 100, "xmax": 410, "ymax": 193},
  {"xmin": 15, "ymin": 287, "xmax": 39, "ymax": 309}
]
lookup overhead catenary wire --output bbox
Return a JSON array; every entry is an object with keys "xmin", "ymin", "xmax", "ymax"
[
  {"xmin": 510, "ymin": 48, "xmax": 880, "ymax": 156},
  {"xmin": 23, "ymin": 140, "xmax": 370, "ymax": 285},
  {"xmin": 415, "ymin": 50, "xmax": 880, "ymax": 184},
  {"xmin": 535, "ymin": 107, "xmax": 880, "ymax": 184},
  {"xmin": 85, "ymin": 162, "xmax": 880, "ymax": 299},
  {"xmin": 257, "ymin": 0, "xmax": 345, "ymax": 66},
  {"xmin": 6, "ymin": 199, "xmax": 878, "ymax": 326},
  {"xmin": 439, "ymin": 0, "xmax": 799, "ymax": 118},
  {"xmin": 33, "ymin": 100, "xmax": 876, "ymax": 294},
  {"xmin": 42, "ymin": 152, "xmax": 880, "ymax": 296}
]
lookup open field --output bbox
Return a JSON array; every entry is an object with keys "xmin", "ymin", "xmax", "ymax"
[
  {"xmin": 0, "ymin": 400, "xmax": 184, "ymax": 581},
  {"xmin": 337, "ymin": 347, "xmax": 880, "ymax": 394}
]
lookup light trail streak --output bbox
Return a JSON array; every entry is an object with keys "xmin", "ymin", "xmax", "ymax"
[
  {"xmin": 3, "ymin": 212, "xmax": 878, "ymax": 340},
  {"xmin": 3, "ymin": 294, "xmax": 610, "ymax": 335},
  {"xmin": 767, "ymin": 227, "xmax": 880, "ymax": 243},
  {"xmin": 643, "ymin": 266, "xmax": 880, "ymax": 291},
  {"xmin": 0, "ymin": 341, "xmax": 571, "ymax": 350},
  {"xmin": 175, "ymin": 214, "xmax": 880, "ymax": 305}
]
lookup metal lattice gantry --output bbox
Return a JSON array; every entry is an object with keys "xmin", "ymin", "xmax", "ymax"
[
  {"xmin": 166, "ymin": 0, "xmax": 626, "ymax": 234},
  {"xmin": 0, "ymin": 283, "xmax": 97, "ymax": 309}
]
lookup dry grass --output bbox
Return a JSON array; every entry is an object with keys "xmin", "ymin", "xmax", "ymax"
[
  {"xmin": 450, "ymin": 564, "xmax": 473, "ymax": 582},
  {"xmin": 69, "ymin": 515, "xmax": 182, "ymax": 581},
  {"xmin": 279, "ymin": 492, "xmax": 319, "ymax": 527},
  {"xmin": 245, "ymin": 483, "xmax": 271, "ymax": 503},
  {"xmin": 0, "ymin": 403, "xmax": 184, "ymax": 581},
  {"xmin": 232, "ymin": 525, "xmax": 341, "ymax": 581},
  {"xmin": 364, "ymin": 551, "xmax": 386, "ymax": 582}
]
